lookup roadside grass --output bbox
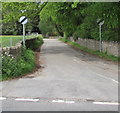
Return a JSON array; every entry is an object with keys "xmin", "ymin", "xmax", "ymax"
[
  {"xmin": 1, "ymin": 36, "xmax": 44, "ymax": 81},
  {"xmin": 43, "ymin": 36, "xmax": 49, "ymax": 39},
  {"xmin": 2, "ymin": 48, "xmax": 36, "ymax": 81},
  {"xmin": 59, "ymin": 38, "xmax": 120, "ymax": 62}
]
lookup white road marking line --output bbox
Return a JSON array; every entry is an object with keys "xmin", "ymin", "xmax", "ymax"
[
  {"xmin": 52, "ymin": 100, "xmax": 75, "ymax": 104},
  {"xmin": 73, "ymin": 56, "xmax": 118, "ymax": 84},
  {"xmin": 15, "ymin": 98, "xmax": 39, "ymax": 102},
  {"xmin": 73, "ymin": 57, "xmax": 86, "ymax": 64},
  {"xmin": 0, "ymin": 97, "xmax": 6, "ymax": 100},
  {"xmin": 112, "ymin": 79, "xmax": 119, "ymax": 84},
  {"xmin": 74, "ymin": 58, "xmax": 118, "ymax": 84},
  {"xmin": 73, "ymin": 59, "xmax": 80, "ymax": 63},
  {"xmin": 93, "ymin": 102, "xmax": 119, "ymax": 106},
  {"xmin": 65, "ymin": 101, "xmax": 75, "ymax": 104},
  {"xmin": 52, "ymin": 100, "xmax": 64, "ymax": 103},
  {"xmin": 97, "ymin": 73, "xmax": 118, "ymax": 84}
]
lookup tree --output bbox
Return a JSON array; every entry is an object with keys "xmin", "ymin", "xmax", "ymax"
[
  {"xmin": 39, "ymin": 19, "xmax": 58, "ymax": 36},
  {"xmin": 2, "ymin": 2, "xmax": 47, "ymax": 35},
  {"xmin": 2, "ymin": 2, "xmax": 119, "ymax": 41},
  {"xmin": 40, "ymin": 2, "xmax": 119, "ymax": 41},
  {"xmin": 75, "ymin": 2, "xmax": 119, "ymax": 41},
  {"xmin": 40, "ymin": 2, "xmax": 86, "ymax": 38}
]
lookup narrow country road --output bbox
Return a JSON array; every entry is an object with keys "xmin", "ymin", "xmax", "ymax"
[{"xmin": 0, "ymin": 39, "xmax": 118, "ymax": 111}]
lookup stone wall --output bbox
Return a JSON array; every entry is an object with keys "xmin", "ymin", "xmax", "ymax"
[
  {"xmin": 2, "ymin": 41, "xmax": 22, "ymax": 58},
  {"xmin": 69, "ymin": 37, "xmax": 119, "ymax": 57},
  {"xmin": 2, "ymin": 38, "xmax": 38, "ymax": 58}
]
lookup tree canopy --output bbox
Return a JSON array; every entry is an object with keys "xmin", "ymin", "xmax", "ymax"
[
  {"xmin": 40, "ymin": 2, "xmax": 119, "ymax": 41},
  {"xmin": 2, "ymin": 2, "xmax": 46, "ymax": 34},
  {"xmin": 1, "ymin": 2, "xmax": 119, "ymax": 41}
]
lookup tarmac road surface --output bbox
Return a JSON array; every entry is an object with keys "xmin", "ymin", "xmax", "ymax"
[{"xmin": 0, "ymin": 39, "xmax": 119, "ymax": 111}]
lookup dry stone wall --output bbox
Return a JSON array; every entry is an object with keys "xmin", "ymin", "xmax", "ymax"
[
  {"xmin": 2, "ymin": 41, "xmax": 22, "ymax": 58},
  {"xmin": 70, "ymin": 37, "xmax": 119, "ymax": 57},
  {"xmin": 2, "ymin": 38, "xmax": 38, "ymax": 58}
]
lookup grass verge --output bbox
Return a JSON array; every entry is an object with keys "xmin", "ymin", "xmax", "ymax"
[
  {"xmin": 2, "ymin": 48, "xmax": 35, "ymax": 81},
  {"xmin": 59, "ymin": 38, "xmax": 120, "ymax": 62},
  {"xmin": 1, "ymin": 36, "xmax": 44, "ymax": 81}
]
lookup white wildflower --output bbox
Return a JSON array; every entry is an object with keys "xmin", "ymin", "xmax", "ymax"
[{"xmin": 5, "ymin": 52, "xmax": 7, "ymax": 54}]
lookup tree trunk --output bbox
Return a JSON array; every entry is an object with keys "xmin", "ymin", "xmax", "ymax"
[{"xmin": 55, "ymin": 24, "xmax": 63, "ymax": 37}]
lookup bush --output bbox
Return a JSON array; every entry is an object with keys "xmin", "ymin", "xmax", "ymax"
[
  {"xmin": 2, "ymin": 48, "xmax": 35, "ymax": 80},
  {"xmin": 1, "ymin": 36, "xmax": 44, "ymax": 81},
  {"xmin": 26, "ymin": 36, "xmax": 44, "ymax": 51}
]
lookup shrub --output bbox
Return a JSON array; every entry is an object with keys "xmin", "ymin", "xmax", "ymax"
[
  {"xmin": 2, "ymin": 48, "xmax": 35, "ymax": 80},
  {"xmin": 26, "ymin": 36, "xmax": 44, "ymax": 51},
  {"xmin": 1, "ymin": 36, "xmax": 44, "ymax": 81}
]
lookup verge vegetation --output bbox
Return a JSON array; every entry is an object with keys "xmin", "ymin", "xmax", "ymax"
[
  {"xmin": 59, "ymin": 38, "xmax": 120, "ymax": 62},
  {"xmin": 1, "ymin": 36, "xmax": 44, "ymax": 81}
]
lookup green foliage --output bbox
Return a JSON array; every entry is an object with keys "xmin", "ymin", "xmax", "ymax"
[
  {"xmin": 2, "ymin": 48, "xmax": 35, "ymax": 80},
  {"xmin": 1, "ymin": 35, "xmax": 44, "ymax": 81},
  {"xmin": 40, "ymin": 2, "xmax": 119, "ymax": 42},
  {"xmin": 77, "ymin": 2, "xmax": 119, "ymax": 41},
  {"xmin": 40, "ymin": 2, "xmax": 81, "ymax": 37},
  {"xmin": 59, "ymin": 38, "xmax": 120, "ymax": 61},
  {"xmin": 26, "ymin": 36, "xmax": 44, "ymax": 50},
  {"xmin": 2, "ymin": 2, "xmax": 119, "ymax": 41},
  {"xmin": 39, "ymin": 20, "xmax": 58, "ymax": 36},
  {"xmin": 59, "ymin": 37, "xmax": 68, "ymax": 43},
  {"xmin": 2, "ymin": 2, "xmax": 46, "ymax": 35}
]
